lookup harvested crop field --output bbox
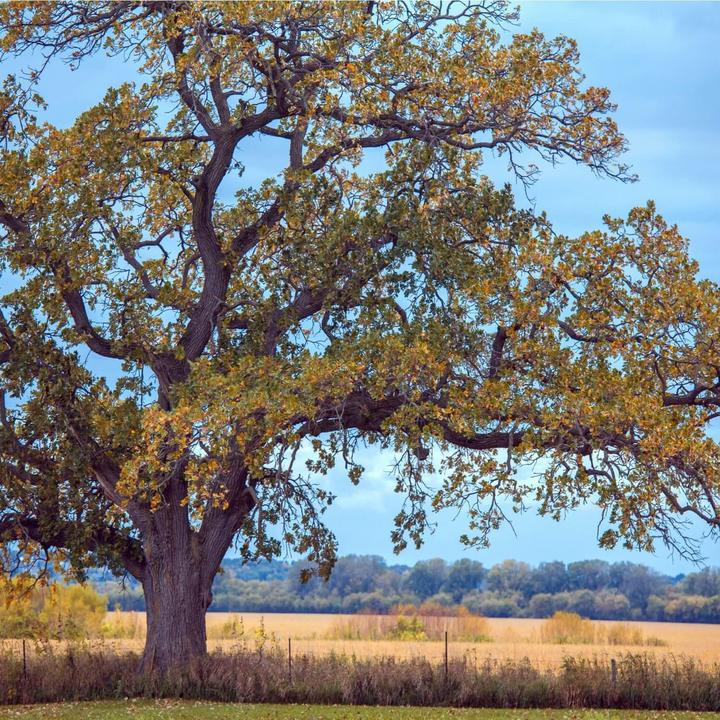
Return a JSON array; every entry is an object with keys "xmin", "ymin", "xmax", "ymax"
[{"xmin": 88, "ymin": 612, "xmax": 720, "ymax": 668}]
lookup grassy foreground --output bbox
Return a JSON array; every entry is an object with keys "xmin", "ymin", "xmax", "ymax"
[{"xmin": 0, "ymin": 703, "xmax": 719, "ymax": 720}]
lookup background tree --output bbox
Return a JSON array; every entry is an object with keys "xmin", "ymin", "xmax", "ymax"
[
  {"xmin": 442, "ymin": 558, "xmax": 486, "ymax": 602},
  {"xmin": 0, "ymin": 580, "xmax": 106, "ymax": 640},
  {"xmin": 608, "ymin": 562, "xmax": 665, "ymax": 614},
  {"xmin": 405, "ymin": 558, "xmax": 448, "ymax": 600},
  {"xmin": 681, "ymin": 568, "xmax": 720, "ymax": 597},
  {"xmin": 530, "ymin": 562, "xmax": 568, "ymax": 596},
  {"xmin": 0, "ymin": 1, "xmax": 718, "ymax": 672},
  {"xmin": 566, "ymin": 560, "xmax": 611, "ymax": 592},
  {"xmin": 486, "ymin": 559, "xmax": 533, "ymax": 597}
]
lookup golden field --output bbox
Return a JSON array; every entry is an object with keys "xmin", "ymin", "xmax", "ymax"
[{"xmin": 80, "ymin": 612, "xmax": 720, "ymax": 669}]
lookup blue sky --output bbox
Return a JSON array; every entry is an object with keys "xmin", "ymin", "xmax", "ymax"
[
  {"xmin": 4, "ymin": 2, "xmax": 719, "ymax": 573},
  {"xmin": 319, "ymin": 1, "xmax": 720, "ymax": 574}
]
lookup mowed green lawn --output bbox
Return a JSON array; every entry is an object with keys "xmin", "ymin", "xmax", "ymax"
[{"xmin": 0, "ymin": 702, "xmax": 718, "ymax": 720}]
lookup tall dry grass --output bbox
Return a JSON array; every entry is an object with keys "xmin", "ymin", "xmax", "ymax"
[
  {"xmin": 326, "ymin": 609, "xmax": 491, "ymax": 642},
  {"xmin": 0, "ymin": 642, "xmax": 718, "ymax": 710},
  {"xmin": 539, "ymin": 612, "xmax": 668, "ymax": 647}
]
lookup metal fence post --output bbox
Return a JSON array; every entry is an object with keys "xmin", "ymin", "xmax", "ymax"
[
  {"xmin": 288, "ymin": 637, "xmax": 292, "ymax": 684},
  {"xmin": 22, "ymin": 638, "xmax": 27, "ymax": 679}
]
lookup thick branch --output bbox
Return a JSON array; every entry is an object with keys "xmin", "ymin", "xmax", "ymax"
[{"xmin": 0, "ymin": 513, "xmax": 146, "ymax": 581}]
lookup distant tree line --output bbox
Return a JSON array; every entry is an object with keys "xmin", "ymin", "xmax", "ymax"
[{"xmin": 93, "ymin": 557, "xmax": 720, "ymax": 623}]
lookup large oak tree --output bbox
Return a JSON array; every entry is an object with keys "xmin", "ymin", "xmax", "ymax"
[{"xmin": 0, "ymin": 1, "xmax": 718, "ymax": 672}]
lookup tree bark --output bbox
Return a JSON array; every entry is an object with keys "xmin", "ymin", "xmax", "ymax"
[
  {"xmin": 131, "ymin": 464, "xmax": 250, "ymax": 674},
  {"xmin": 140, "ymin": 556, "xmax": 211, "ymax": 674},
  {"xmin": 137, "ymin": 495, "xmax": 214, "ymax": 674}
]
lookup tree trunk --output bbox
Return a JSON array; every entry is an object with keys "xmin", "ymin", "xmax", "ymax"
[
  {"xmin": 138, "ymin": 509, "xmax": 213, "ymax": 674},
  {"xmin": 132, "ymin": 465, "xmax": 249, "ymax": 674},
  {"xmin": 140, "ymin": 565, "xmax": 210, "ymax": 674}
]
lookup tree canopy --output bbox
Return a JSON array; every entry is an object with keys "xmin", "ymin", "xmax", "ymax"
[{"xmin": 0, "ymin": 0, "xmax": 718, "ymax": 670}]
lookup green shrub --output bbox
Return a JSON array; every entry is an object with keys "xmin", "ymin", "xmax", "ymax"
[
  {"xmin": 388, "ymin": 616, "xmax": 427, "ymax": 641},
  {"xmin": 0, "ymin": 581, "xmax": 106, "ymax": 640},
  {"xmin": 0, "ymin": 580, "xmax": 41, "ymax": 639},
  {"xmin": 101, "ymin": 609, "xmax": 144, "ymax": 639},
  {"xmin": 38, "ymin": 584, "xmax": 107, "ymax": 640}
]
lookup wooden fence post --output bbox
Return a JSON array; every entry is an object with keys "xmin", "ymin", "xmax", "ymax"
[
  {"xmin": 611, "ymin": 657, "xmax": 618, "ymax": 688},
  {"xmin": 288, "ymin": 637, "xmax": 292, "ymax": 684},
  {"xmin": 444, "ymin": 630, "xmax": 448, "ymax": 681}
]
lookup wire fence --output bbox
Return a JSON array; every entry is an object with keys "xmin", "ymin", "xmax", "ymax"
[
  {"xmin": 0, "ymin": 632, "xmax": 636, "ymax": 687},
  {"xmin": 3, "ymin": 635, "xmax": 719, "ymax": 710},
  {"xmin": 4, "ymin": 631, "xmax": 522, "ymax": 685}
]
